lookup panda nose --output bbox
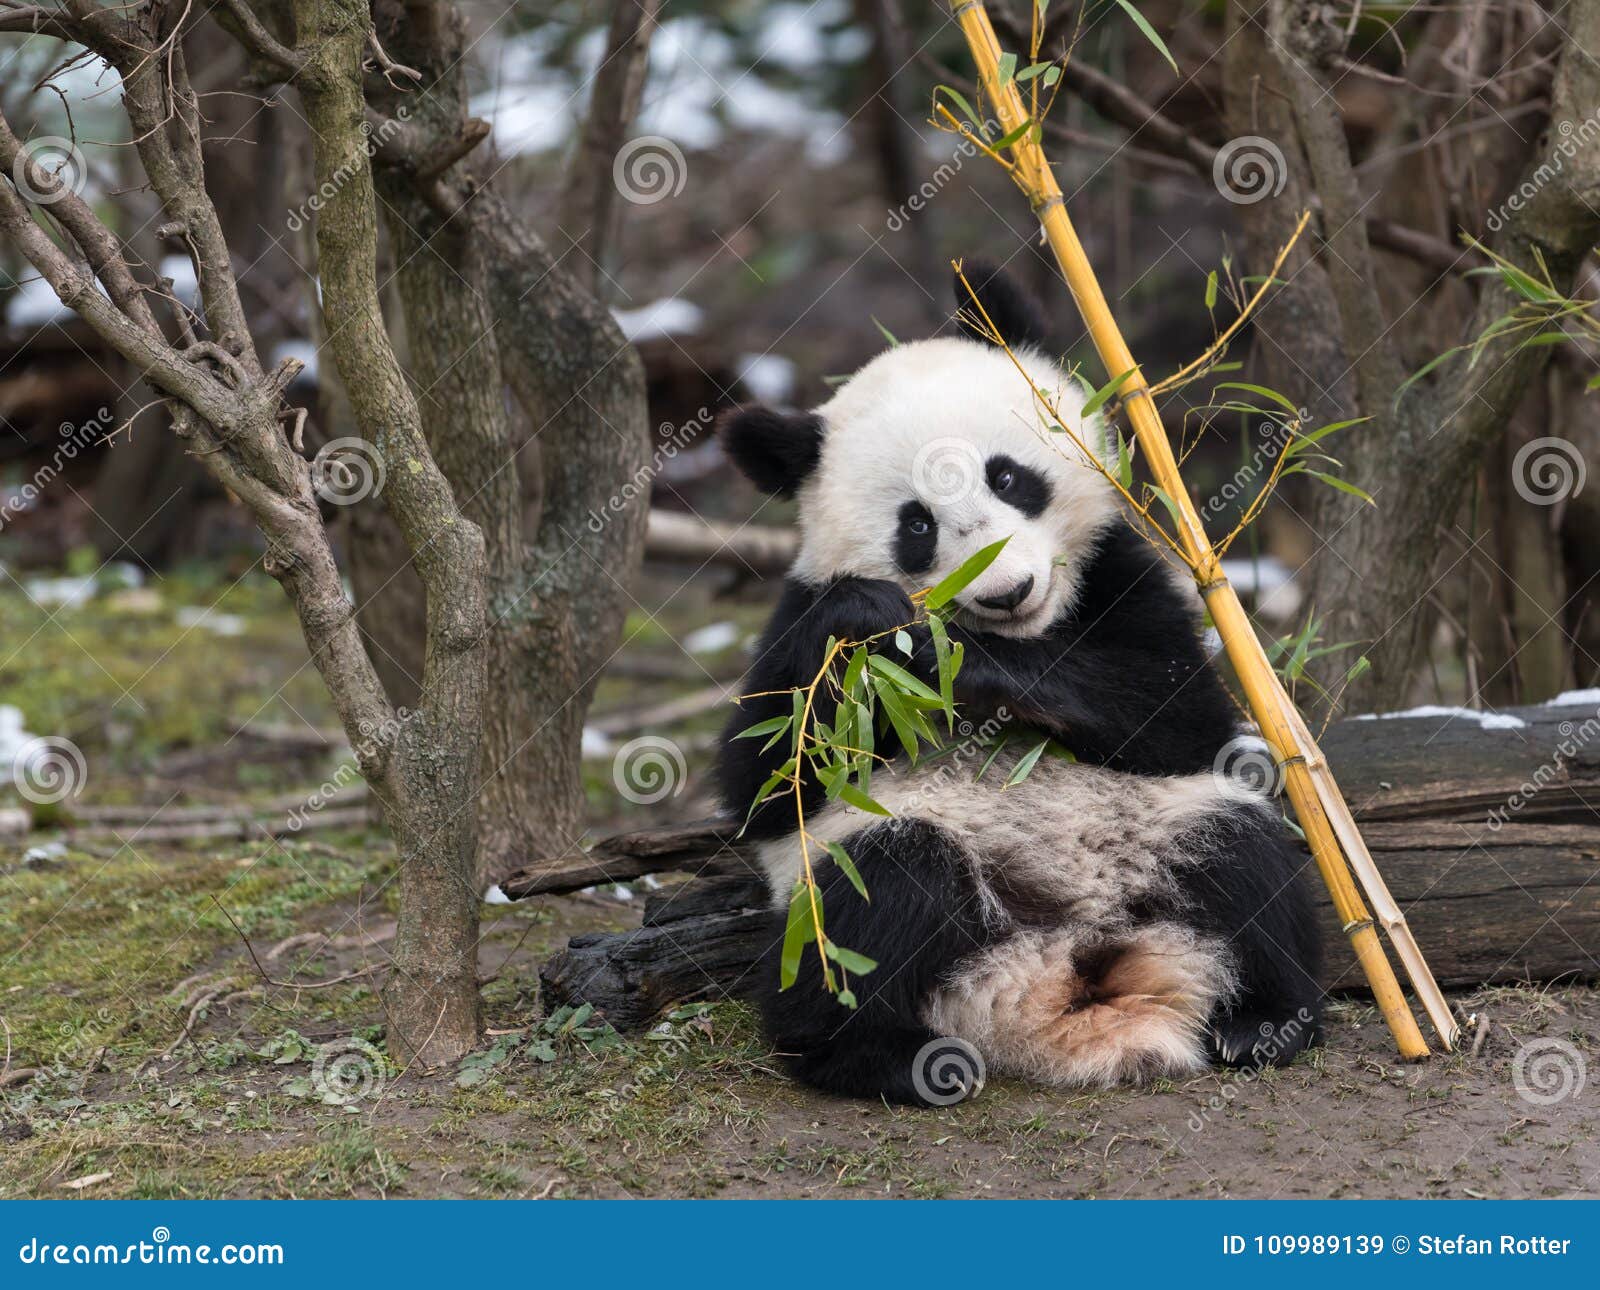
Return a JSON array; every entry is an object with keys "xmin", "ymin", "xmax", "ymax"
[{"xmin": 977, "ymin": 575, "xmax": 1034, "ymax": 612}]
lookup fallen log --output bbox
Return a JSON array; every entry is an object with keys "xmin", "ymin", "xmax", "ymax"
[
  {"xmin": 531, "ymin": 699, "xmax": 1600, "ymax": 1026},
  {"xmin": 645, "ymin": 509, "xmax": 796, "ymax": 576},
  {"xmin": 500, "ymin": 817, "xmax": 744, "ymax": 900}
]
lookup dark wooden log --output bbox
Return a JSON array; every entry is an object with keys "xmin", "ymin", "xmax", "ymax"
[
  {"xmin": 539, "ymin": 870, "xmax": 771, "ymax": 1031},
  {"xmin": 500, "ymin": 817, "xmax": 745, "ymax": 899},
  {"xmin": 535, "ymin": 700, "xmax": 1600, "ymax": 1027}
]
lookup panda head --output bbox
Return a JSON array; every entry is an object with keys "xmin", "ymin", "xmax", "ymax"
[{"xmin": 719, "ymin": 262, "xmax": 1121, "ymax": 637}]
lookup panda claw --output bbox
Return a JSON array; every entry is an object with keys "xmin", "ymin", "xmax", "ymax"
[{"xmin": 1208, "ymin": 1008, "xmax": 1319, "ymax": 1071}]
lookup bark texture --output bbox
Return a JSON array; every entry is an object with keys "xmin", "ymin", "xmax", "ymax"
[{"xmin": 361, "ymin": 0, "xmax": 653, "ymax": 891}]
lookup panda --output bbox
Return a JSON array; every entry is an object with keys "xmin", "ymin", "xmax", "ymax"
[{"xmin": 715, "ymin": 262, "xmax": 1323, "ymax": 1106}]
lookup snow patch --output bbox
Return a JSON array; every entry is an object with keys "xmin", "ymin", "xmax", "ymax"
[
  {"xmin": 1352, "ymin": 704, "xmax": 1527, "ymax": 730},
  {"xmin": 683, "ymin": 621, "xmax": 738, "ymax": 655},
  {"xmin": 735, "ymin": 353, "xmax": 798, "ymax": 404},
  {"xmin": 613, "ymin": 297, "xmax": 705, "ymax": 342},
  {"xmin": 175, "ymin": 606, "xmax": 247, "ymax": 637},
  {"xmin": 1545, "ymin": 688, "xmax": 1600, "ymax": 708}
]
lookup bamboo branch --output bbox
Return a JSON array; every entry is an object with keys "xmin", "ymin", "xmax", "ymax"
[{"xmin": 947, "ymin": 0, "xmax": 1456, "ymax": 1056}]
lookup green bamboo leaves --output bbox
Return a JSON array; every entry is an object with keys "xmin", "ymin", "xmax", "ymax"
[{"xmin": 736, "ymin": 542, "xmax": 1009, "ymax": 1002}]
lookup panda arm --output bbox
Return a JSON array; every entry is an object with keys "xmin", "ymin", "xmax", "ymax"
[{"xmin": 717, "ymin": 576, "xmax": 918, "ymax": 825}]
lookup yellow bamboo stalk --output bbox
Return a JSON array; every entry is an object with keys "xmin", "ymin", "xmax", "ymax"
[{"xmin": 949, "ymin": 0, "xmax": 1454, "ymax": 1057}]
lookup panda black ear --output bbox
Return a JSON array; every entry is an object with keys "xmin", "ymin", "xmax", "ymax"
[
  {"xmin": 954, "ymin": 258, "xmax": 1050, "ymax": 352},
  {"xmin": 717, "ymin": 405, "xmax": 824, "ymax": 498}
]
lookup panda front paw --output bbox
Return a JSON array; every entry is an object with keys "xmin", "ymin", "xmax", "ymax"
[
  {"xmin": 1208, "ymin": 1006, "xmax": 1321, "ymax": 1071},
  {"xmin": 815, "ymin": 577, "xmax": 918, "ymax": 647}
]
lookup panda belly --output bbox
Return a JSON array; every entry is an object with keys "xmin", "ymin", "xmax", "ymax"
[{"xmin": 754, "ymin": 753, "xmax": 1245, "ymax": 1087}]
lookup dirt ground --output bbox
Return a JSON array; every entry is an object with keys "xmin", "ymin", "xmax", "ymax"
[
  {"xmin": 2, "ymin": 570, "xmax": 1597, "ymax": 1200},
  {"xmin": 5, "ymin": 854, "xmax": 1598, "ymax": 1200}
]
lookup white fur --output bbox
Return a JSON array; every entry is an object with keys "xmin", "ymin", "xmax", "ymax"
[
  {"xmin": 791, "ymin": 338, "xmax": 1121, "ymax": 637},
  {"xmin": 924, "ymin": 922, "xmax": 1233, "ymax": 1086},
  {"xmin": 755, "ymin": 748, "xmax": 1241, "ymax": 921}
]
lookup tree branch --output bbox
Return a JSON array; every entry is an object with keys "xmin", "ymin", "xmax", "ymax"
[
  {"xmin": 554, "ymin": 0, "xmax": 661, "ymax": 293},
  {"xmin": 1269, "ymin": 0, "xmax": 1406, "ymax": 406}
]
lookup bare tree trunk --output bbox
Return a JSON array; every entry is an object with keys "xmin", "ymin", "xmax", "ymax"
[
  {"xmin": 287, "ymin": 0, "xmax": 491, "ymax": 1062},
  {"xmin": 361, "ymin": 0, "xmax": 654, "ymax": 892}
]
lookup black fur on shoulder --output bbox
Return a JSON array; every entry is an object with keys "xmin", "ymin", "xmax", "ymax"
[
  {"xmin": 954, "ymin": 258, "xmax": 1051, "ymax": 352},
  {"xmin": 908, "ymin": 519, "xmax": 1240, "ymax": 775},
  {"xmin": 717, "ymin": 405, "xmax": 824, "ymax": 498},
  {"xmin": 754, "ymin": 819, "xmax": 993, "ymax": 1106}
]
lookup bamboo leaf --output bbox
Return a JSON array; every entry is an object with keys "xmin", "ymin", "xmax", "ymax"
[
  {"xmin": 839, "ymin": 783, "xmax": 892, "ymax": 816},
  {"xmin": 928, "ymin": 612, "xmax": 955, "ymax": 731},
  {"xmin": 1082, "ymin": 367, "xmax": 1136, "ymax": 417},
  {"xmin": 1111, "ymin": 0, "xmax": 1179, "ymax": 75},
  {"xmin": 824, "ymin": 840, "xmax": 869, "ymax": 902},
  {"xmin": 1204, "ymin": 270, "xmax": 1218, "ymax": 310},
  {"xmin": 1115, "ymin": 431, "xmax": 1133, "ymax": 489},
  {"xmin": 779, "ymin": 883, "xmax": 819, "ymax": 990},
  {"xmin": 841, "ymin": 646, "xmax": 868, "ymax": 697},
  {"xmin": 1305, "ymin": 470, "xmax": 1375, "ymax": 505},
  {"xmin": 1213, "ymin": 380, "xmax": 1298, "ymax": 414},
  {"xmin": 992, "ymin": 117, "xmax": 1035, "ymax": 150},
  {"xmin": 926, "ymin": 536, "xmax": 1010, "ymax": 609},
  {"xmin": 734, "ymin": 715, "xmax": 791, "ymax": 739},
  {"xmin": 933, "ymin": 85, "xmax": 986, "ymax": 136},
  {"xmin": 825, "ymin": 943, "xmax": 879, "ymax": 975},
  {"xmin": 997, "ymin": 51, "xmax": 1018, "ymax": 87},
  {"xmin": 872, "ymin": 316, "xmax": 899, "ymax": 347},
  {"xmin": 867, "ymin": 653, "xmax": 943, "ymax": 704},
  {"xmin": 1005, "ymin": 737, "xmax": 1050, "ymax": 787},
  {"xmin": 895, "ymin": 628, "xmax": 913, "ymax": 656},
  {"xmin": 975, "ymin": 733, "xmax": 1009, "ymax": 781},
  {"xmin": 1345, "ymin": 654, "xmax": 1372, "ymax": 683},
  {"xmin": 1016, "ymin": 60, "xmax": 1055, "ymax": 82},
  {"xmin": 1395, "ymin": 345, "xmax": 1465, "ymax": 405}
]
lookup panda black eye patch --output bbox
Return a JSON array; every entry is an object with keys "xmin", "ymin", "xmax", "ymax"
[
  {"xmin": 986, "ymin": 454, "xmax": 1050, "ymax": 518},
  {"xmin": 894, "ymin": 500, "xmax": 937, "ymax": 574}
]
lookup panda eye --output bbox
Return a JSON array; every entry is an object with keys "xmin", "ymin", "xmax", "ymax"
[
  {"xmin": 907, "ymin": 516, "xmax": 930, "ymax": 536},
  {"xmin": 993, "ymin": 467, "xmax": 1015, "ymax": 493}
]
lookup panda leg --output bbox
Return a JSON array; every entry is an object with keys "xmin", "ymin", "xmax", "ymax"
[
  {"xmin": 753, "ymin": 819, "xmax": 993, "ymax": 1106},
  {"xmin": 1180, "ymin": 808, "xmax": 1325, "ymax": 1069}
]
